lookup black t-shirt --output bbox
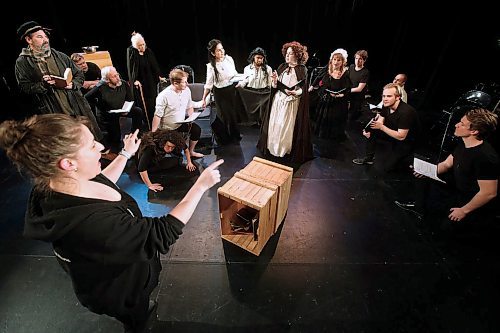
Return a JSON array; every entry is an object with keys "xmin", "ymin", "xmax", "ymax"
[
  {"xmin": 452, "ymin": 140, "xmax": 499, "ymax": 205},
  {"xmin": 137, "ymin": 145, "xmax": 184, "ymax": 172},
  {"xmin": 137, "ymin": 146, "xmax": 156, "ymax": 172},
  {"xmin": 81, "ymin": 62, "xmax": 102, "ymax": 95},
  {"xmin": 85, "ymin": 62, "xmax": 101, "ymax": 81},
  {"xmin": 380, "ymin": 101, "xmax": 420, "ymax": 144},
  {"xmin": 348, "ymin": 64, "xmax": 369, "ymax": 100}
]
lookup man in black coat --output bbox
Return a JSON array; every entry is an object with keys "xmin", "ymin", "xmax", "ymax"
[{"xmin": 14, "ymin": 21, "xmax": 102, "ymax": 140}]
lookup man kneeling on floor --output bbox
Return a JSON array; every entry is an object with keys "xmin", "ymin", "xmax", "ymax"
[
  {"xmin": 395, "ymin": 108, "xmax": 498, "ymax": 237},
  {"xmin": 353, "ymin": 82, "xmax": 420, "ymax": 173},
  {"xmin": 137, "ymin": 130, "xmax": 197, "ymax": 192}
]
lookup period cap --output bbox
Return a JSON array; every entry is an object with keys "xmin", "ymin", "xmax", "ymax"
[{"xmin": 17, "ymin": 21, "xmax": 49, "ymax": 40}]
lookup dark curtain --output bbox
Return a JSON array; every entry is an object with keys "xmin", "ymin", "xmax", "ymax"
[{"xmin": 2, "ymin": 0, "xmax": 498, "ymax": 122}]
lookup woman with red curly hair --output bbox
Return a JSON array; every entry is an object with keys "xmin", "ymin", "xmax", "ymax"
[{"xmin": 257, "ymin": 41, "xmax": 313, "ymax": 164}]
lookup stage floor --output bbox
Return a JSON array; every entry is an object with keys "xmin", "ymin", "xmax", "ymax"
[{"xmin": 1, "ymin": 124, "xmax": 499, "ymax": 332}]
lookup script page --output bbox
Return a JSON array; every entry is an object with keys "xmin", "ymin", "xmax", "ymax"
[{"xmin": 413, "ymin": 157, "xmax": 446, "ymax": 183}]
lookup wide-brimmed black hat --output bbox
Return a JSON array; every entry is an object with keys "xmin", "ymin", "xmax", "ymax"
[{"xmin": 17, "ymin": 21, "xmax": 50, "ymax": 40}]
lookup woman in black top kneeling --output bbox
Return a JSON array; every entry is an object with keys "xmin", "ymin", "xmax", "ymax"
[{"xmin": 137, "ymin": 129, "xmax": 197, "ymax": 192}]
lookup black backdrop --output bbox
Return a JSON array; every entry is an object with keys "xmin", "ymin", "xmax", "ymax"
[{"xmin": 1, "ymin": 0, "xmax": 498, "ymax": 121}]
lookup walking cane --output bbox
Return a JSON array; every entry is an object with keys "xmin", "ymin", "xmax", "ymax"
[{"xmin": 137, "ymin": 83, "xmax": 151, "ymax": 130}]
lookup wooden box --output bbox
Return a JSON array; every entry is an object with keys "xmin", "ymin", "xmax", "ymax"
[
  {"xmin": 238, "ymin": 157, "xmax": 293, "ymax": 232},
  {"xmin": 82, "ymin": 51, "xmax": 113, "ymax": 69},
  {"xmin": 218, "ymin": 158, "xmax": 293, "ymax": 255}
]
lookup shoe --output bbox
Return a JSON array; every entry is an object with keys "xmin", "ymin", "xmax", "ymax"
[
  {"xmin": 394, "ymin": 200, "xmax": 422, "ymax": 219},
  {"xmin": 352, "ymin": 156, "xmax": 374, "ymax": 165}
]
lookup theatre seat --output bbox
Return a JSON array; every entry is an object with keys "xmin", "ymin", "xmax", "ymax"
[{"xmin": 189, "ymin": 83, "xmax": 215, "ymax": 143}]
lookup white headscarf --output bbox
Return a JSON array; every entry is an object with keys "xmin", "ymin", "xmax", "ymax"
[{"xmin": 331, "ymin": 48, "xmax": 348, "ymax": 62}]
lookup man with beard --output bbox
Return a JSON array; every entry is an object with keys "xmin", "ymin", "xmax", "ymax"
[
  {"xmin": 14, "ymin": 21, "xmax": 102, "ymax": 140},
  {"xmin": 85, "ymin": 66, "xmax": 146, "ymax": 157}
]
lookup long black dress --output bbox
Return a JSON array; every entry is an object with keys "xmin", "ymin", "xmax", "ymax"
[
  {"xmin": 314, "ymin": 70, "xmax": 351, "ymax": 140},
  {"xmin": 126, "ymin": 46, "xmax": 162, "ymax": 124}
]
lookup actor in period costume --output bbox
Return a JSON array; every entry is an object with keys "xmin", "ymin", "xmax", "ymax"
[
  {"xmin": 310, "ymin": 48, "xmax": 351, "ymax": 140},
  {"xmin": 127, "ymin": 32, "xmax": 163, "ymax": 125},
  {"xmin": 257, "ymin": 41, "xmax": 313, "ymax": 164},
  {"xmin": 15, "ymin": 21, "xmax": 102, "ymax": 140},
  {"xmin": 236, "ymin": 47, "xmax": 273, "ymax": 125}
]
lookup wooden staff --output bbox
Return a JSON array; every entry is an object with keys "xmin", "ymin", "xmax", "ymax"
[{"xmin": 137, "ymin": 83, "xmax": 151, "ymax": 130}]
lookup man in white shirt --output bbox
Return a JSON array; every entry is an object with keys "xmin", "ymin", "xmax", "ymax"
[
  {"xmin": 393, "ymin": 73, "xmax": 408, "ymax": 103},
  {"xmin": 152, "ymin": 69, "xmax": 204, "ymax": 158}
]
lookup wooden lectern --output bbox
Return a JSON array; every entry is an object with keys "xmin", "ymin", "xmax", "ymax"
[{"xmin": 82, "ymin": 51, "xmax": 113, "ymax": 69}]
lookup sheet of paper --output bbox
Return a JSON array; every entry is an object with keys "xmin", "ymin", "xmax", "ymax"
[
  {"xmin": 108, "ymin": 101, "xmax": 134, "ymax": 113},
  {"xmin": 230, "ymin": 74, "xmax": 246, "ymax": 83},
  {"xmin": 413, "ymin": 157, "xmax": 446, "ymax": 183},
  {"xmin": 175, "ymin": 112, "xmax": 201, "ymax": 124}
]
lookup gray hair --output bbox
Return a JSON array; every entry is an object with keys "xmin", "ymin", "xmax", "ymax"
[
  {"xmin": 131, "ymin": 32, "xmax": 145, "ymax": 49},
  {"xmin": 100, "ymin": 66, "xmax": 115, "ymax": 82}
]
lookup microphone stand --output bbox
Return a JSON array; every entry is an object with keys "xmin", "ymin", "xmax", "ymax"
[{"xmin": 435, "ymin": 107, "xmax": 454, "ymax": 164}]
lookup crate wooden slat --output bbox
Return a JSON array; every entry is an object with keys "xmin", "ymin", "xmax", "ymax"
[
  {"xmin": 238, "ymin": 157, "xmax": 293, "ymax": 232},
  {"xmin": 218, "ymin": 158, "xmax": 292, "ymax": 256},
  {"xmin": 218, "ymin": 175, "xmax": 278, "ymax": 255}
]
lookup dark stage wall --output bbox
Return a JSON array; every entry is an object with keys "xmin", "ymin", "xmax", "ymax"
[{"xmin": 1, "ymin": 0, "xmax": 498, "ymax": 121}]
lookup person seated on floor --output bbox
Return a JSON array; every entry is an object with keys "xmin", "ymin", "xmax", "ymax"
[
  {"xmin": 85, "ymin": 66, "xmax": 146, "ymax": 158},
  {"xmin": 353, "ymin": 82, "xmax": 420, "ymax": 173},
  {"xmin": 0, "ymin": 114, "xmax": 223, "ymax": 332},
  {"xmin": 395, "ymin": 108, "xmax": 498, "ymax": 237},
  {"xmin": 137, "ymin": 129, "xmax": 197, "ymax": 192},
  {"xmin": 152, "ymin": 68, "xmax": 204, "ymax": 158}
]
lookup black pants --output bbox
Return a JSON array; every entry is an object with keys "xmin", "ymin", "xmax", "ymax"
[
  {"xmin": 101, "ymin": 106, "xmax": 146, "ymax": 152},
  {"xmin": 175, "ymin": 122, "xmax": 201, "ymax": 141},
  {"xmin": 365, "ymin": 132, "xmax": 413, "ymax": 173},
  {"xmin": 414, "ymin": 176, "xmax": 496, "ymax": 235},
  {"xmin": 349, "ymin": 97, "xmax": 366, "ymax": 121}
]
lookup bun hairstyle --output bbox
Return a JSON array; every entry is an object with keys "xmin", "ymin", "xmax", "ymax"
[{"xmin": 0, "ymin": 114, "xmax": 85, "ymax": 190}]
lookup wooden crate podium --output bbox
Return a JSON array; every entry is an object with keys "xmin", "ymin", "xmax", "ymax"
[
  {"xmin": 218, "ymin": 157, "xmax": 293, "ymax": 255},
  {"xmin": 82, "ymin": 51, "xmax": 113, "ymax": 69}
]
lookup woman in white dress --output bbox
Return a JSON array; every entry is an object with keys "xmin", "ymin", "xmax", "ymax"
[{"xmin": 258, "ymin": 41, "xmax": 313, "ymax": 163}]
